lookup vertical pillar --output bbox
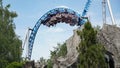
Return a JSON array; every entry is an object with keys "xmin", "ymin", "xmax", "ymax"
[{"xmin": 102, "ymin": 0, "xmax": 106, "ymax": 24}]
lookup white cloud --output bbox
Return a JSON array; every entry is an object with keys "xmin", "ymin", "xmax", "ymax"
[{"xmin": 55, "ymin": 5, "xmax": 69, "ymax": 8}]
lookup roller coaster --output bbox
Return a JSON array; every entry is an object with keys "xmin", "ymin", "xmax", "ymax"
[{"xmin": 22, "ymin": 0, "xmax": 115, "ymax": 60}]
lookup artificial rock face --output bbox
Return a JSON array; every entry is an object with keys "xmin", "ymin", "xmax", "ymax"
[{"xmin": 97, "ymin": 24, "xmax": 120, "ymax": 67}]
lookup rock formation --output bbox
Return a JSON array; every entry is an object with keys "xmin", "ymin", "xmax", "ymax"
[{"xmin": 97, "ymin": 24, "xmax": 120, "ymax": 68}]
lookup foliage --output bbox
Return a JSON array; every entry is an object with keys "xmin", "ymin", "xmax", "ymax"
[
  {"xmin": 57, "ymin": 43, "xmax": 67, "ymax": 57},
  {"xmin": 38, "ymin": 57, "xmax": 53, "ymax": 68},
  {"xmin": 39, "ymin": 57, "xmax": 47, "ymax": 67},
  {"xmin": 94, "ymin": 25, "xmax": 101, "ymax": 31},
  {"xmin": 6, "ymin": 62, "xmax": 23, "ymax": 68},
  {"xmin": 0, "ymin": 0, "xmax": 22, "ymax": 68},
  {"xmin": 77, "ymin": 21, "xmax": 107, "ymax": 68},
  {"xmin": 46, "ymin": 43, "xmax": 67, "ymax": 68},
  {"xmin": 50, "ymin": 43, "xmax": 67, "ymax": 58},
  {"xmin": 47, "ymin": 59, "xmax": 53, "ymax": 68}
]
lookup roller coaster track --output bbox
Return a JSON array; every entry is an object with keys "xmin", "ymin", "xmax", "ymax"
[{"xmin": 27, "ymin": 0, "xmax": 92, "ymax": 60}]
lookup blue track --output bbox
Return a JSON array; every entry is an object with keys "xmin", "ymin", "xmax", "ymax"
[{"xmin": 28, "ymin": 0, "xmax": 92, "ymax": 60}]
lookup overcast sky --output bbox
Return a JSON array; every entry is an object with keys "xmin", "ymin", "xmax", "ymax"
[{"xmin": 3, "ymin": 0, "xmax": 120, "ymax": 61}]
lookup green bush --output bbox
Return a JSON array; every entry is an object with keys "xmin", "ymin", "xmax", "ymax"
[
  {"xmin": 6, "ymin": 62, "xmax": 23, "ymax": 68},
  {"xmin": 47, "ymin": 59, "xmax": 53, "ymax": 68},
  {"xmin": 50, "ymin": 43, "xmax": 67, "ymax": 58}
]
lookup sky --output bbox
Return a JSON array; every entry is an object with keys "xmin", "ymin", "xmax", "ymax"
[{"xmin": 3, "ymin": 0, "xmax": 120, "ymax": 61}]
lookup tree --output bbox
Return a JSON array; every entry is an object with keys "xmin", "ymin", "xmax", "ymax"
[
  {"xmin": 0, "ymin": 0, "xmax": 22, "ymax": 68},
  {"xmin": 77, "ymin": 21, "xmax": 107, "ymax": 68},
  {"xmin": 50, "ymin": 43, "xmax": 67, "ymax": 59},
  {"xmin": 46, "ymin": 43, "xmax": 67, "ymax": 68},
  {"xmin": 47, "ymin": 59, "xmax": 53, "ymax": 68},
  {"xmin": 39, "ymin": 57, "xmax": 47, "ymax": 67},
  {"xmin": 6, "ymin": 62, "xmax": 23, "ymax": 68}
]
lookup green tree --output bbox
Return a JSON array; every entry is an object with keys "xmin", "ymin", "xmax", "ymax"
[
  {"xmin": 50, "ymin": 43, "xmax": 67, "ymax": 58},
  {"xmin": 47, "ymin": 43, "xmax": 67, "ymax": 68},
  {"xmin": 0, "ymin": 0, "xmax": 22, "ymax": 68},
  {"xmin": 6, "ymin": 62, "xmax": 23, "ymax": 68},
  {"xmin": 57, "ymin": 43, "xmax": 67, "ymax": 57},
  {"xmin": 47, "ymin": 59, "xmax": 53, "ymax": 68},
  {"xmin": 39, "ymin": 57, "xmax": 46, "ymax": 67},
  {"xmin": 94, "ymin": 25, "xmax": 101, "ymax": 31},
  {"xmin": 77, "ymin": 21, "xmax": 107, "ymax": 68}
]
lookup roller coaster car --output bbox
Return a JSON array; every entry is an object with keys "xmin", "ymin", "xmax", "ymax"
[
  {"xmin": 41, "ymin": 20, "xmax": 45, "ymax": 25},
  {"xmin": 42, "ymin": 9, "xmax": 81, "ymax": 27},
  {"xmin": 56, "ymin": 13, "xmax": 61, "ymax": 17},
  {"xmin": 55, "ymin": 9, "xmax": 60, "ymax": 13},
  {"xmin": 45, "ymin": 22, "xmax": 50, "ymax": 27},
  {"xmin": 43, "ymin": 18, "xmax": 50, "ymax": 25},
  {"xmin": 64, "ymin": 9, "xmax": 68, "ymax": 14}
]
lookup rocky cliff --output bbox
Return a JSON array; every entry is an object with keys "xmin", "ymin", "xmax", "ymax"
[
  {"xmin": 53, "ymin": 24, "xmax": 120, "ymax": 68},
  {"xmin": 97, "ymin": 24, "xmax": 120, "ymax": 68}
]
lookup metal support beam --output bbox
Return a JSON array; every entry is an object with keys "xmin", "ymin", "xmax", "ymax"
[
  {"xmin": 102, "ymin": 0, "xmax": 106, "ymax": 24},
  {"xmin": 106, "ymin": 0, "xmax": 116, "ymax": 25},
  {"xmin": 22, "ymin": 27, "xmax": 32, "ymax": 60}
]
